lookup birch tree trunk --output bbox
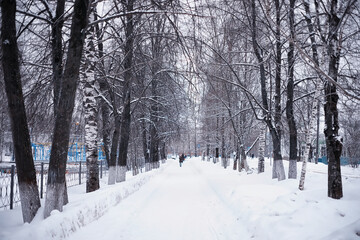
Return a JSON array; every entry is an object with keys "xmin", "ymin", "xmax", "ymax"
[
  {"xmin": 299, "ymin": 84, "xmax": 322, "ymax": 190},
  {"xmin": 1, "ymin": 0, "xmax": 41, "ymax": 222},
  {"xmin": 258, "ymin": 124, "xmax": 266, "ymax": 173},
  {"xmin": 44, "ymin": 0, "xmax": 91, "ymax": 218},
  {"xmin": 83, "ymin": 23, "xmax": 99, "ymax": 193}
]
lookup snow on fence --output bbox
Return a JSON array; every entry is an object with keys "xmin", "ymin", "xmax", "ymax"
[{"xmin": 0, "ymin": 160, "xmax": 107, "ymax": 210}]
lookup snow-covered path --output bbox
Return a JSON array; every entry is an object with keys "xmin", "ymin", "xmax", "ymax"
[
  {"xmin": 2, "ymin": 157, "xmax": 360, "ymax": 240},
  {"xmin": 67, "ymin": 159, "xmax": 250, "ymax": 240}
]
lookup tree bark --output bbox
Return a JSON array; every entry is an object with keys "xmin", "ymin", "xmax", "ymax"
[
  {"xmin": 258, "ymin": 124, "xmax": 266, "ymax": 173},
  {"xmin": 116, "ymin": 0, "xmax": 134, "ymax": 182},
  {"xmin": 51, "ymin": 0, "xmax": 65, "ymax": 115},
  {"xmin": 149, "ymin": 77, "xmax": 159, "ymax": 169},
  {"xmin": 94, "ymin": 11, "xmax": 111, "ymax": 168},
  {"xmin": 221, "ymin": 116, "xmax": 227, "ymax": 168},
  {"xmin": 83, "ymin": 21, "xmax": 99, "ymax": 193},
  {"xmin": 44, "ymin": 0, "xmax": 91, "ymax": 218},
  {"xmin": 287, "ymin": 0, "xmax": 298, "ymax": 179},
  {"xmin": 272, "ymin": 0, "xmax": 285, "ymax": 180},
  {"xmin": 325, "ymin": 1, "xmax": 343, "ymax": 199},
  {"xmin": 1, "ymin": 0, "xmax": 41, "ymax": 222},
  {"xmin": 108, "ymin": 114, "xmax": 120, "ymax": 185},
  {"xmin": 299, "ymin": 84, "xmax": 321, "ymax": 190},
  {"xmin": 141, "ymin": 117, "xmax": 150, "ymax": 171},
  {"xmin": 206, "ymin": 143, "xmax": 210, "ymax": 161},
  {"xmin": 160, "ymin": 141, "xmax": 166, "ymax": 163}
]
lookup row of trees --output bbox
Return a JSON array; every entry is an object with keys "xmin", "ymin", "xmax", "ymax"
[
  {"xmin": 193, "ymin": 0, "xmax": 359, "ymax": 198},
  {"xmin": 1, "ymin": 0, "xmax": 359, "ymax": 224},
  {"xmin": 1, "ymin": 0, "xmax": 191, "ymax": 223}
]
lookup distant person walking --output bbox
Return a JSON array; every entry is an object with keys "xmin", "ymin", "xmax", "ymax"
[{"xmin": 179, "ymin": 153, "xmax": 185, "ymax": 167}]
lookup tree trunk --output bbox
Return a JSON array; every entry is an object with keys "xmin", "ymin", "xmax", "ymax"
[
  {"xmin": 51, "ymin": 0, "xmax": 65, "ymax": 114},
  {"xmin": 299, "ymin": 84, "xmax": 321, "ymax": 190},
  {"xmin": 105, "ymin": 57, "xmax": 121, "ymax": 184},
  {"xmin": 160, "ymin": 141, "xmax": 166, "ymax": 163},
  {"xmin": 44, "ymin": 0, "xmax": 90, "ymax": 218},
  {"xmin": 325, "ymin": 1, "xmax": 343, "ymax": 199},
  {"xmin": 108, "ymin": 115, "xmax": 120, "ymax": 185},
  {"xmin": 116, "ymin": 0, "xmax": 134, "ymax": 182},
  {"xmin": 206, "ymin": 143, "xmax": 210, "ymax": 161},
  {"xmin": 117, "ymin": 79, "xmax": 131, "ymax": 181},
  {"xmin": 258, "ymin": 124, "xmax": 266, "ymax": 173},
  {"xmin": 287, "ymin": 0, "xmax": 297, "ymax": 179},
  {"xmin": 141, "ymin": 117, "xmax": 150, "ymax": 171},
  {"xmin": 303, "ymin": 0, "xmax": 323, "ymax": 168},
  {"xmin": 250, "ymin": 0, "xmax": 284, "ymax": 179},
  {"xmin": 269, "ymin": 126, "xmax": 286, "ymax": 180},
  {"xmin": 99, "ymin": 85, "xmax": 111, "ymax": 167},
  {"xmin": 149, "ymin": 91, "xmax": 159, "ymax": 169},
  {"xmin": 239, "ymin": 145, "xmax": 249, "ymax": 172},
  {"xmin": 234, "ymin": 144, "xmax": 238, "ymax": 171},
  {"xmin": 272, "ymin": 0, "xmax": 285, "ymax": 181},
  {"xmin": 221, "ymin": 116, "xmax": 226, "ymax": 168},
  {"xmin": 94, "ymin": 11, "xmax": 111, "ymax": 168},
  {"xmin": 274, "ymin": 0, "xmax": 282, "ymax": 148},
  {"xmin": 83, "ymin": 23, "xmax": 99, "ymax": 193},
  {"xmin": 1, "ymin": 0, "xmax": 41, "ymax": 222},
  {"xmin": 50, "ymin": 0, "xmax": 70, "ymax": 206},
  {"xmin": 116, "ymin": 88, "xmax": 131, "ymax": 182}
]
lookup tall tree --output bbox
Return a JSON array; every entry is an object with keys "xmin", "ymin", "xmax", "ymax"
[
  {"xmin": 299, "ymin": 83, "xmax": 322, "ymax": 190},
  {"xmin": 83, "ymin": 11, "xmax": 100, "ymax": 192},
  {"xmin": 116, "ymin": 0, "xmax": 135, "ymax": 182},
  {"xmin": 44, "ymin": 0, "xmax": 91, "ymax": 217},
  {"xmin": 324, "ymin": 0, "xmax": 348, "ymax": 199},
  {"xmin": 1, "ymin": 0, "xmax": 41, "ymax": 222},
  {"xmin": 286, "ymin": 0, "xmax": 298, "ymax": 179},
  {"xmin": 300, "ymin": 0, "xmax": 357, "ymax": 198},
  {"xmin": 250, "ymin": 0, "xmax": 285, "ymax": 180}
]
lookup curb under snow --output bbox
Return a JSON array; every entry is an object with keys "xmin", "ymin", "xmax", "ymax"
[{"xmin": 8, "ymin": 167, "xmax": 164, "ymax": 240}]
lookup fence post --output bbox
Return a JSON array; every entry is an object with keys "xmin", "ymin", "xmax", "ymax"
[
  {"xmin": 40, "ymin": 162, "xmax": 44, "ymax": 198},
  {"xmin": 100, "ymin": 160, "xmax": 103, "ymax": 179},
  {"xmin": 10, "ymin": 165, "xmax": 15, "ymax": 210},
  {"xmin": 79, "ymin": 161, "xmax": 82, "ymax": 185}
]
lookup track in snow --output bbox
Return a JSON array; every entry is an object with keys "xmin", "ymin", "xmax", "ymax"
[{"xmin": 67, "ymin": 159, "xmax": 250, "ymax": 240}]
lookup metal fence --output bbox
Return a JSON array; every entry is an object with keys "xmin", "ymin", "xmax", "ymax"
[{"xmin": 0, "ymin": 161, "xmax": 107, "ymax": 210}]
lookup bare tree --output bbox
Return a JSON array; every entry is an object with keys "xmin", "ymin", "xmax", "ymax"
[
  {"xmin": 44, "ymin": 0, "xmax": 91, "ymax": 217},
  {"xmin": 1, "ymin": 0, "xmax": 41, "ymax": 222},
  {"xmin": 249, "ymin": 0, "xmax": 285, "ymax": 180},
  {"xmin": 116, "ymin": 0, "xmax": 135, "ymax": 182},
  {"xmin": 82, "ymin": 9, "xmax": 100, "ymax": 192},
  {"xmin": 286, "ymin": 0, "xmax": 298, "ymax": 179}
]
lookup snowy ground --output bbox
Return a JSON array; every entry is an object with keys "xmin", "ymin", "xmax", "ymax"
[{"xmin": 0, "ymin": 157, "xmax": 359, "ymax": 240}]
